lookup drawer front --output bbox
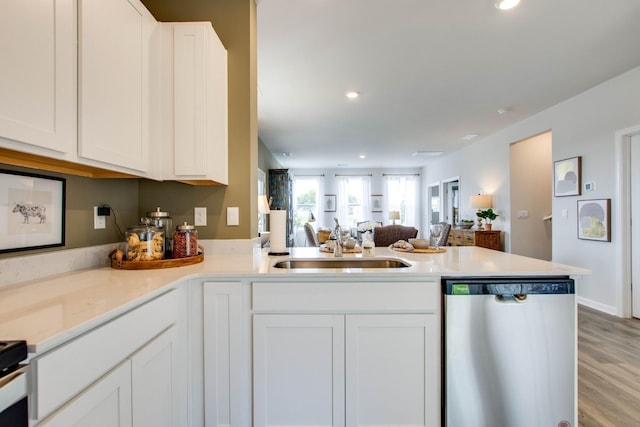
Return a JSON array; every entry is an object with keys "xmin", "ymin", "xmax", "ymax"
[
  {"xmin": 252, "ymin": 282, "xmax": 439, "ymax": 313},
  {"xmin": 32, "ymin": 289, "xmax": 179, "ymax": 420},
  {"xmin": 449, "ymin": 229, "xmax": 475, "ymax": 246}
]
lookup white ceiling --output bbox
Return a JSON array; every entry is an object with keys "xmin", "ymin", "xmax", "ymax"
[{"xmin": 257, "ymin": 0, "xmax": 640, "ymax": 169}]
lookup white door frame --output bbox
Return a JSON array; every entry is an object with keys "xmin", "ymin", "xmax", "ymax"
[
  {"xmin": 441, "ymin": 176, "xmax": 460, "ymax": 225},
  {"xmin": 615, "ymin": 124, "xmax": 640, "ymax": 317}
]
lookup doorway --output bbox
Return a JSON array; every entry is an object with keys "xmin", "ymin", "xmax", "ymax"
[
  {"xmin": 509, "ymin": 131, "xmax": 553, "ymax": 260},
  {"xmin": 614, "ymin": 124, "xmax": 640, "ymax": 318},
  {"xmin": 441, "ymin": 178, "xmax": 459, "ymax": 225},
  {"xmin": 631, "ymin": 135, "xmax": 640, "ymax": 318},
  {"xmin": 427, "ymin": 183, "xmax": 440, "ymax": 226}
]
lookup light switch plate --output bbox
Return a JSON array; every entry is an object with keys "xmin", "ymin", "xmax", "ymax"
[
  {"xmin": 227, "ymin": 207, "xmax": 239, "ymax": 226},
  {"xmin": 517, "ymin": 210, "xmax": 529, "ymax": 219},
  {"xmin": 194, "ymin": 207, "xmax": 207, "ymax": 226}
]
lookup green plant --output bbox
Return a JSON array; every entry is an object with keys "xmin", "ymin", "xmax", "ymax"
[{"xmin": 477, "ymin": 208, "xmax": 498, "ymax": 223}]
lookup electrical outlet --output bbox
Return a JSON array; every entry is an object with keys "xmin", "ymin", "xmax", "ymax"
[
  {"xmin": 94, "ymin": 206, "xmax": 106, "ymax": 229},
  {"xmin": 194, "ymin": 207, "xmax": 207, "ymax": 226}
]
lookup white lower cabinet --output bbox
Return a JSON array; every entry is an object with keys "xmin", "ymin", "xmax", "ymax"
[
  {"xmin": 253, "ymin": 315, "xmax": 346, "ymax": 427},
  {"xmin": 131, "ymin": 326, "xmax": 179, "ymax": 427},
  {"xmin": 33, "ymin": 288, "xmax": 187, "ymax": 426},
  {"xmin": 253, "ymin": 314, "xmax": 439, "ymax": 427},
  {"xmin": 39, "ymin": 326, "xmax": 179, "ymax": 427},
  {"xmin": 39, "ymin": 361, "xmax": 133, "ymax": 427},
  {"xmin": 202, "ymin": 280, "xmax": 441, "ymax": 427}
]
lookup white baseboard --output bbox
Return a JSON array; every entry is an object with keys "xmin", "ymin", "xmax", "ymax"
[{"xmin": 577, "ymin": 296, "xmax": 618, "ymax": 316}]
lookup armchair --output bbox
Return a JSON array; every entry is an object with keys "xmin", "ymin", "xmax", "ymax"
[{"xmin": 372, "ymin": 225, "xmax": 418, "ymax": 247}]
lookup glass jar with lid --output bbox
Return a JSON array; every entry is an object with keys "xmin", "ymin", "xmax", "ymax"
[
  {"xmin": 125, "ymin": 224, "xmax": 164, "ymax": 261},
  {"xmin": 173, "ymin": 222, "xmax": 198, "ymax": 258},
  {"xmin": 145, "ymin": 207, "xmax": 173, "ymax": 257}
]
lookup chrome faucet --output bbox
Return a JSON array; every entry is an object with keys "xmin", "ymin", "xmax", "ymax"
[{"xmin": 333, "ymin": 217, "xmax": 343, "ymax": 257}]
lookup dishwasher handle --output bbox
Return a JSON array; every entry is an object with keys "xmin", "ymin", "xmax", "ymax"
[{"xmin": 495, "ymin": 294, "xmax": 528, "ymax": 303}]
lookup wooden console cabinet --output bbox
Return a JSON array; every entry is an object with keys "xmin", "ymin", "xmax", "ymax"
[{"xmin": 448, "ymin": 229, "xmax": 502, "ymax": 251}]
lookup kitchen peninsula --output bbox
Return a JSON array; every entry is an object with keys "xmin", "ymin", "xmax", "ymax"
[{"xmin": 0, "ymin": 246, "xmax": 588, "ymax": 426}]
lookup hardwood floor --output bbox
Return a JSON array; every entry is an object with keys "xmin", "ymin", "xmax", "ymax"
[{"xmin": 578, "ymin": 305, "xmax": 640, "ymax": 426}]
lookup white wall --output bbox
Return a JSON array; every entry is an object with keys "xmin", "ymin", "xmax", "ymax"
[{"xmin": 425, "ymin": 65, "xmax": 640, "ymax": 315}]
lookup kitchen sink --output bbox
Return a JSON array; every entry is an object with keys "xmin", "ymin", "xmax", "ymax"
[{"xmin": 272, "ymin": 258, "xmax": 412, "ymax": 269}]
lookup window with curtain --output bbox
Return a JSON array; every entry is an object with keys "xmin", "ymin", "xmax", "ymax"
[
  {"xmin": 337, "ymin": 175, "xmax": 371, "ymax": 227},
  {"xmin": 385, "ymin": 175, "xmax": 419, "ymax": 226},
  {"xmin": 292, "ymin": 176, "xmax": 323, "ymax": 229}
]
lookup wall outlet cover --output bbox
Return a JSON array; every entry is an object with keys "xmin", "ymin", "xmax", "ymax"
[
  {"xmin": 194, "ymin": 207, "xmax": 207, "ymax": 226},
  {"xmin": 94, "ymin": 206, "xmax": 106, "ymax": 229},
  {"xmin": 227, "ymin": 207, "xmax": 240, "ymax": 226}
]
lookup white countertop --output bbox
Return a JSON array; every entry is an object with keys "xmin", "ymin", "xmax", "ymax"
[{"xmin": 0, "ymin": 246, "xmax": 589, "ymax": 354}]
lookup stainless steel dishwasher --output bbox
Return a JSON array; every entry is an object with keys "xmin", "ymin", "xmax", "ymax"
[{"xmin": 443, "ymin": 276, "xmax": 576, "ymax": 427}]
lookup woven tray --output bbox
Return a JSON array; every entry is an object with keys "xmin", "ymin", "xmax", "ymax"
[
  {"xmin": 392, "ymin": 247, "xmax": 446, "ymax": 254},
  {"xmin": 109, "ymin": 245, "xmax": 204, "ymax": 270}
]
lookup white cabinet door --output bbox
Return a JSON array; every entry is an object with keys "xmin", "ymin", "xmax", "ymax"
[
  {"xmin": 131, "ymin": 326, "xmax": 179, "ymax": 427},
  {"xmin": 203, "ymin": 283, "xmax": 244, "ymax": 427},
  {"xmin": 78, "ymin": 0, "xmax": 158, "ymax": 174},
  {"xmin": 39, "ymin": 361, "xmax": 132, "ymax": 427},
  {"xmin": 162, "ymin": 22, "xmax": 228, "ymax": 184},
  {"xmin": 253, "ymin": 314, "xmax": 346, "ymax": 427},
  {"xmin": 0, "ymin": 0, "xmax": 75, "ymax": 155},
  {"xmin": 345, "ymin": 315, "xmax": 440, "ymax": 427}
]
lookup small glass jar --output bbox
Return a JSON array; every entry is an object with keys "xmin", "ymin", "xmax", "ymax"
[
  {"xmin": 362, "ymin": 231, "xmax": 374, "ymax": 256},
  {"xmin": 173, "ymin": 223, "xmax": 198, "ymax": 258},
  {"xmin": 145, "ymin": 207, "xmax": 173, "ymax": 257},
  {"xmin": 125, "ymin": 224, "xmax": 164, "ymax": 261}
]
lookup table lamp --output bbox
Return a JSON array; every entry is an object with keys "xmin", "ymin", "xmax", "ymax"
[
  {"xmin": 469, "ymin": 194, "xmax": 492, "ymax": 229},
  {"xmin": 389, "ymin": 210, "xmax": 400, "ymax": 225}
]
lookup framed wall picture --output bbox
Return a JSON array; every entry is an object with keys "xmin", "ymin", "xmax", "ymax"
[
  {"xmin": 323, "ymin": 194, "xmax": 336, "ymax": 212},
  {"xmin": 371, "ymin": 194, "xmax": 383, "ymax": 212},
  {"xmin": 554, "ymin": 156, "xmax": 582, "ymax": 196},
  {"xmin": 578, "ymin": 198, "xmax": 611, "ymax": 242},
  {"xmin": 0, "ymin": 170, "xmax": 66, "ymax": 253}
]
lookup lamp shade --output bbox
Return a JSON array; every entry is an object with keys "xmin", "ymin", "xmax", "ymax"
[
  {"xmin": 258, "ymin": 195, "xmax": 271, "ymax": 214},
  {"xmin": 470, "ymin": 194, "xmax": 492, "ymax": 210},
  {"xmin": 389, "ymin": 210, "xmax": 400, "ymax": 220}
]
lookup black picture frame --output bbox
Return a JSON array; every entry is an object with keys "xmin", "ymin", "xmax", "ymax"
[{"xmin": 0, "ymin": 169, "xmax": 66, "ymax": 253}]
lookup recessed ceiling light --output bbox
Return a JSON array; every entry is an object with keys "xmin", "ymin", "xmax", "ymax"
[
  {"xmin": 412, "ymin": 151, "xmax": 443, "ymax": 157},
  {"xmin": 345, "ymin": 90, "xmax": 360, "ymax": 99},
  {"xmin": 495, "ymin": 0, "xmax": 520, "ymax": 10},
  {"xmin": 359, "ymin": 154, "xmax": 366, "ymax": 159},
  {"xmin": 461, "ymin": 134, "xmax": 479, "ymax": 141},
  {"xmin": 497, "ymin": 107, "xmax": 510, "ymax": 115},
  {"xmin": 282, "ymin": 152, "xmax": 292, "ymax": 157}
]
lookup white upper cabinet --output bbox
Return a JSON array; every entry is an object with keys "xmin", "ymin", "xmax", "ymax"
[
  {"xmin": 78, "ymin": 0, "xmax": 160, "ymax": 177},
  {"xmin": 0, "ymin": 0, "xmax": 76, "ymax": 156},
  {"xmin": 161, "ymin": 22, "xmax": 228, "ymax": 185}
]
